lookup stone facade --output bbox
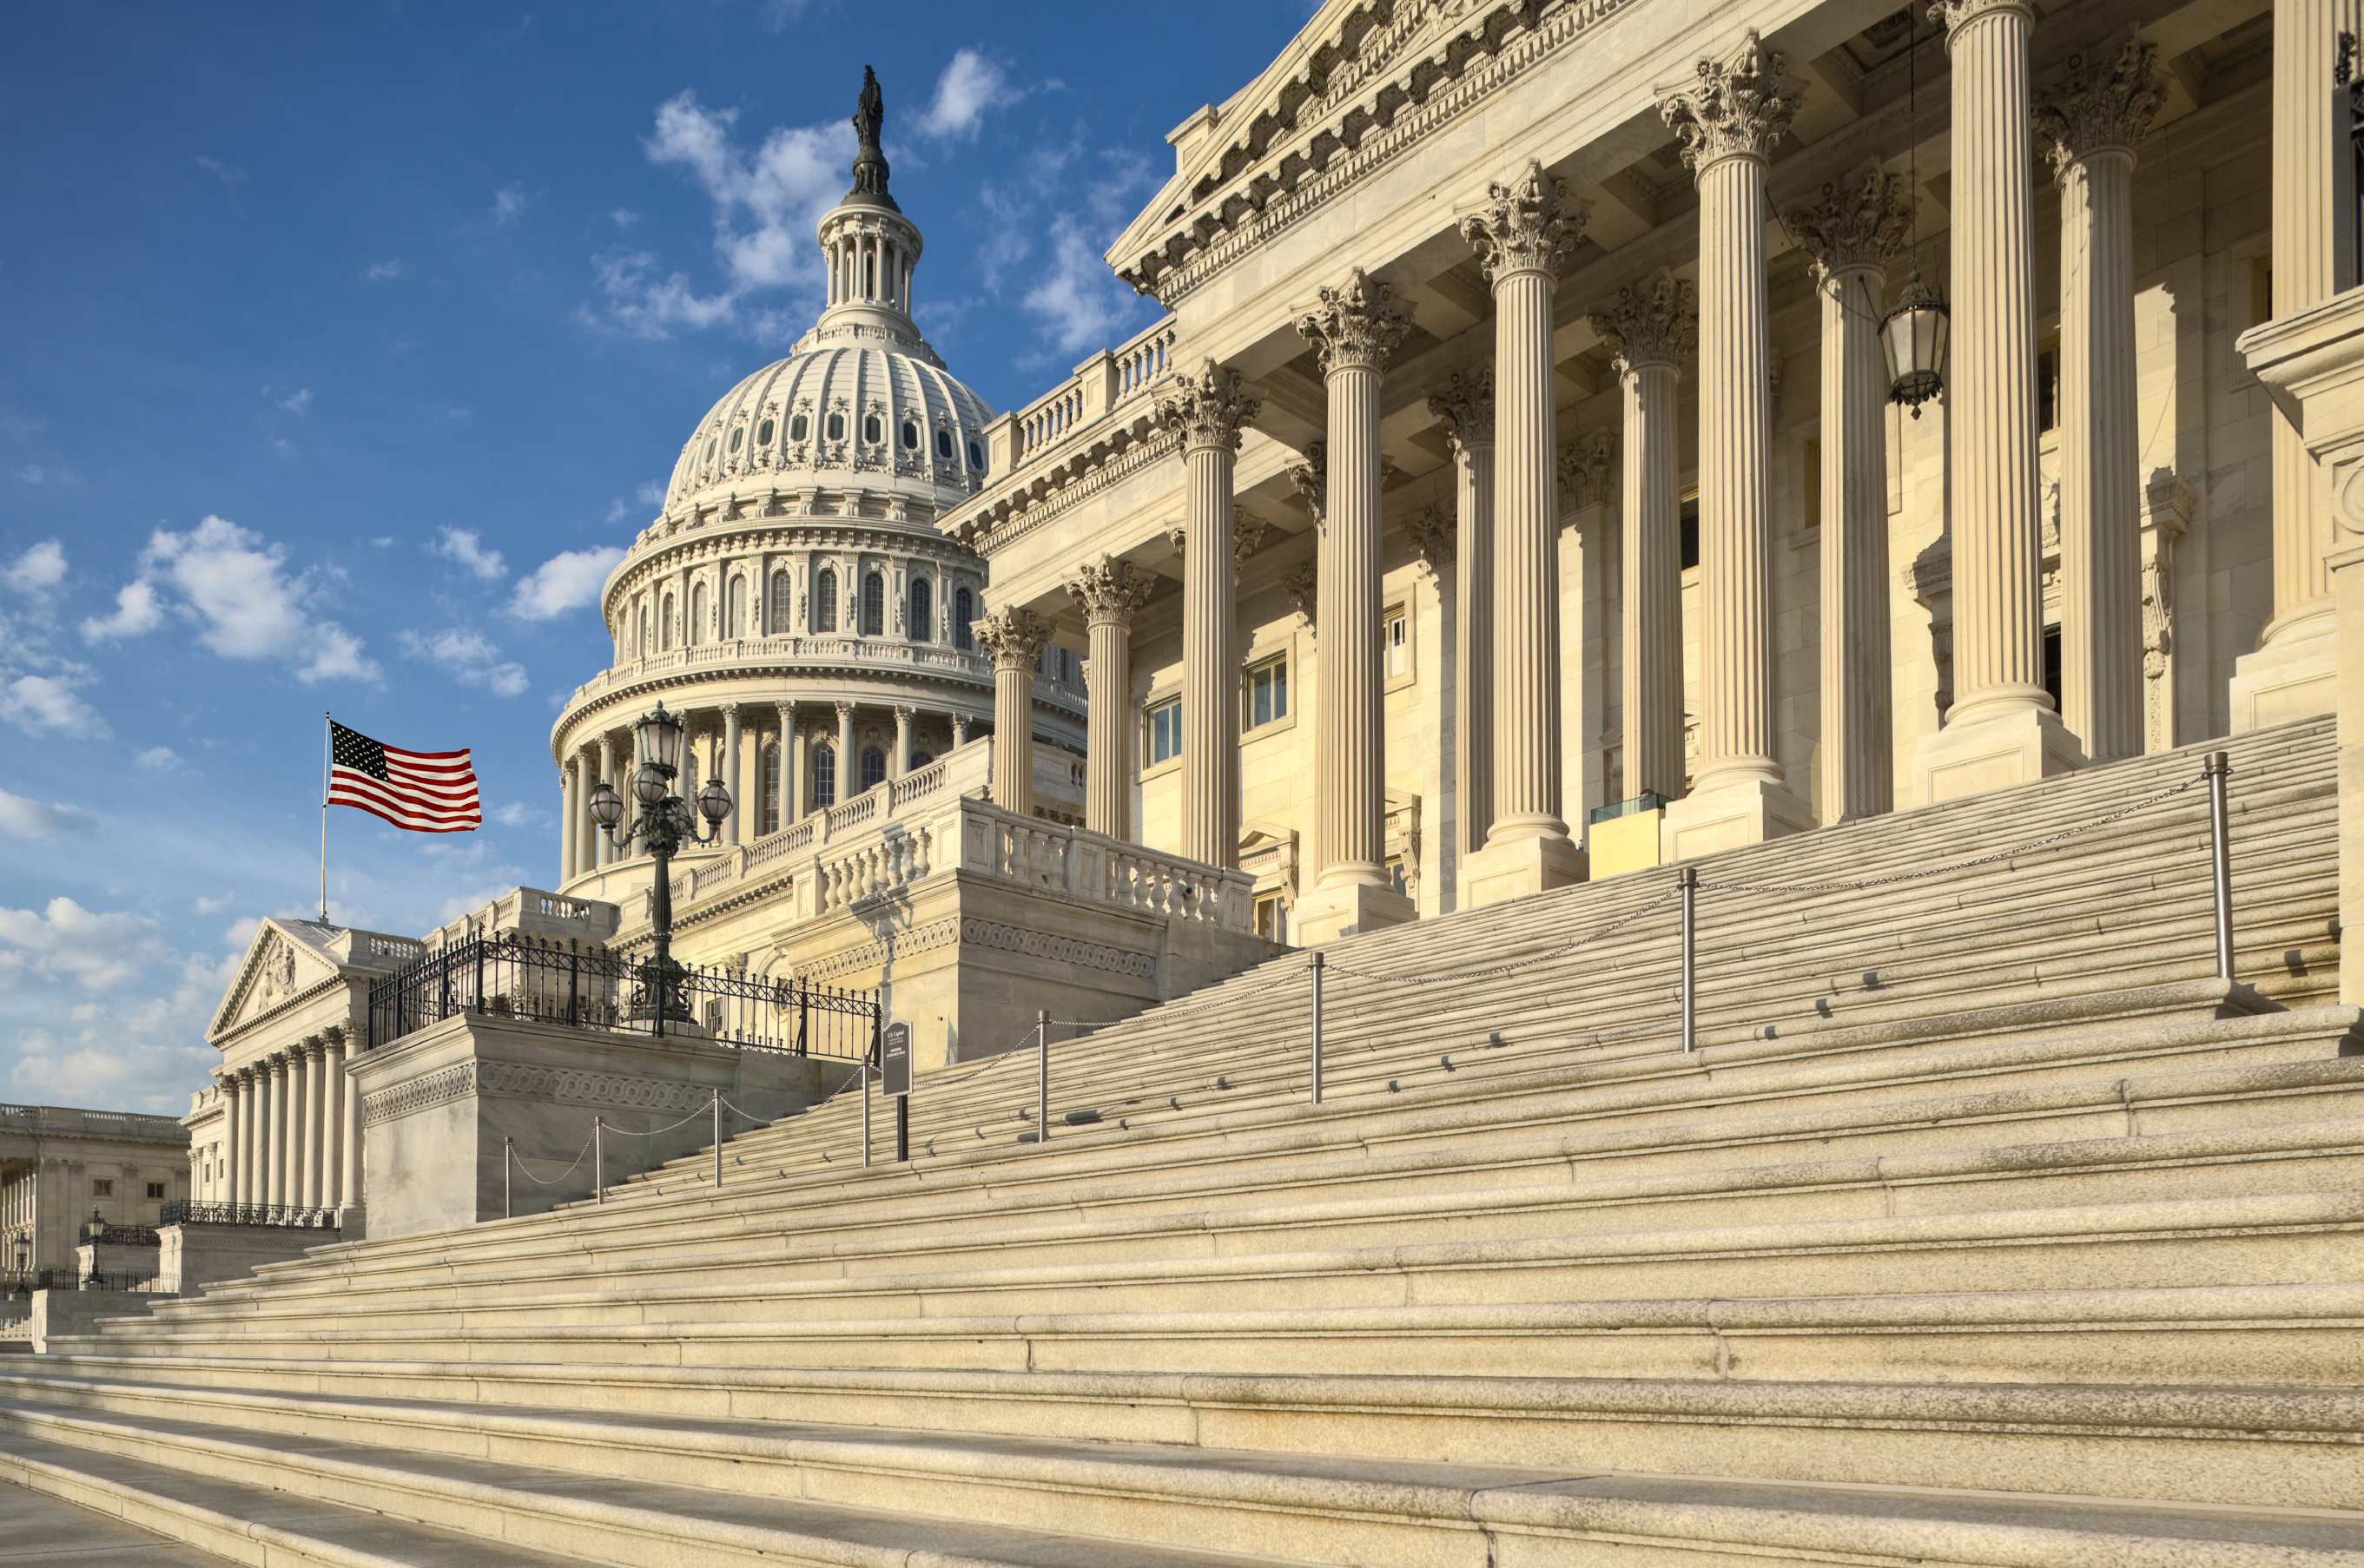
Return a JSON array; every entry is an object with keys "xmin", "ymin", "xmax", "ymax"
[{"xmin": 0, "ymin": 1104, "xmax": 188, "ymax": 1275}]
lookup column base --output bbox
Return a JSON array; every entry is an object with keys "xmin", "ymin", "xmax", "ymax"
[
  {"xmin": 1659, "ymin": 779, "xmax": 1813, "ymax": 862},
  {"xmin": 2228, "ymin": 606, "xmax": 2336, "ymax": 732},
  {"xmin": 1463, "ymin": 829, "xmax": 1587, "ymax": 909},
  {"xmin": 1911, "ymin": 704, "xmax": 2086, "ymax": 806},
  {"xmin": 1293, "ymin": 876, "xmax": 1417, "ymax": 945}
]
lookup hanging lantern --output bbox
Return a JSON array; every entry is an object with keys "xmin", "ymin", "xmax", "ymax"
[{"xmin": 1882, "ymin": 267, "xmax": 1950, "ymax": 417}]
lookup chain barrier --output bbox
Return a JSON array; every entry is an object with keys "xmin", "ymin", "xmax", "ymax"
[{"xmin": 505, "ymin": 1133, "xmax": 592, "ymax": 1186}]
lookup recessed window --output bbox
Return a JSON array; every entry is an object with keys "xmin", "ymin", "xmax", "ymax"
[
  {"xmin": 92, "ymin": 1179, "xmax": 113, "ymax": 1198},
  {"xmin": 769, "ymin": 570, "xmax": 792, "ymax": 633},
  {"xmin": 909, "ymin": 576, "xmax": 932, "ymax": 642},
  {"xmin": 815, "ymin": 568, "xmax": 839, "ymax": 633},
  {"xmin": 728, "ymin": 426, "xmax": 743, "ymax": 452},
  {"xmin": 861, "ymin": 746, "xmax": 887, "ymax": 790},
  {"xmin": 1254, "ymin": 893, "xmax": 1287, "ymax": 944},
  {"xmin": 145, "ymin": 1182, "xmax": 165, "ymax": 1199},
  {"xmin": 827, "ymin": 412, "xmax": 846, "ymax": 442},
  {"xmin": 809, "ymin": 744, "xmax": 836, "ymax": 810},
  {"xmin": 790, "ymin": 413, "xmax": 809, "ymax": 442},
  {"xmin": 861, "ymin": 571, "xmax": 885, "ymax": 636},
  {"xmin": 901, "ymin": 420, "xmax": 920, "ymax": 450},
  {"xmin": 1383, "ymin": 607, "xmax": 1409, "ymax": 679},
  {"xmin": 954, "ymin": 586, "xmax": 974, "ymax": 649},
  {"xmin": 1148, "ymin": 696, "xmax": 1183, "ymax": 766},
  {"xmin": 967, "ymin": 440, "xmax": 985, "ymax": 471},
  {"xmin": 863, "ymin": 413, "xmax": 882, "ymax": 445},
  {"xmin": 935, "ymin": 428, "xmax": 954, "ymax": 458},
  {"xmin": 703, "ymin": 438, "xmax": 717, "ymax": 463},
  {"xmin": 757, "ymin": 417, "xmax": 776, "ymax": 445},
  {"xmin": 911, "ymin": 751, "xmax": 934, "ymax": 769},
  {"xmin": 1246, "ymin": 653, "xmax": 1289, "ymax": 728}
]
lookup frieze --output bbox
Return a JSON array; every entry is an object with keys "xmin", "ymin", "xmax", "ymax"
[{"xmin": 361, "ymin": 1063, "xmax": 475, "ymax": 1128}]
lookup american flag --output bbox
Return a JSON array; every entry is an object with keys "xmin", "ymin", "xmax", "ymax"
[{"xmin": 327, "ymin": 720, "xmax": 480, "ymax": 833}]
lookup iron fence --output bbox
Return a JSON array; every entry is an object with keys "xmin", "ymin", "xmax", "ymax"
[
  {"xmin": 77, "ymin": 1222, "xmax": 162, "ymax": 1247},
  {"xmin": 157, "ymin": 1201, "xmax": 340, "ymax": 1230},
  {"xmin": 364, "ymin": 936, "xmax": 879, "ymax": 1059},
  {"xmin": 0, "ymin": 1268, "xmax": 157, "ymax": 1294}
]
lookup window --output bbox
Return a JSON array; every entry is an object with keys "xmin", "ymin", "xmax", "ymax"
[
  {"xmin": 2037, "ymin": 342, "xmax": 2060, "ymax": 432},
  {"xmin": 815, "ymin": 570, "xmax": 838, "ymax": 633},
  {"xmin": 1148, "ymin": 697, "xmax": 1183, "ymax": 765},
  {"xmin": 861, "ymin": 571, "xmax": 885, "ymax": 636},
  {"xmin": 863, "ymin": 413, "xmax": 883, "ymax": 445},
  {"xmin": 901, "ymin": 420, "xmax": 920, "ymax": 450},
  {"xmin": 769, "ymin": 570, "xmax": 793, "ymax": 634},
  {"xmin": 661, "ymin": 593, "xmax": 677, "ymax": 649},
  {"xmin": 2043, "ymin": 623, "xmax": 2064, "ymax": 713},
  {"xmin": 757, "ymin": 417, "xmax": 776, "ymax": 445},
  {"xmin": 827, "ymin": 412, "xmax": 846, "ymax": 442},
  {"xmin": 968, "ymin": 439, "xmax": 985, "ymax": 471},
  {"xmin": 790, "ymin": 412, "xmax": 809, "ymax": 442},
  {"xmin": 703, "ymin": 437, "xmax": 716, "ymax": 463},
  {"xmin": 909, "ymin": 576, "xmax": 932, "ymax": 642},
  {"xmin": 954, "ymin": 587, "xmax": 974, "ymax": 649},
  {"xmin": 690, "ymin": 583, "xmax": 707, "ymax": 646},
  {"xmin": 727, "ymin": 576, "xmax": 745, "ymax": 639},
  {"xmin": 935, "ymin": 428, "xmax": 954, "ymax": 458},
  {"xmin": 1679, "ymin": 494, "xmax": 1700, "ymax": 571},
  {"xmin": 92, "ymin": 1180, "xmax": 113, "ymax": 1198},
  {"xmin": 861, "ymin": 746, "xmax": 887, "ymax": 790},
  {"xmin": 911, "ymin": 751, "xmax": 934, "ymax": 769},
  {"xmin": 809, "ymin": 744, "xmax": 836, "ymax": 810},
  {"xmin": 1253, "ymin": 893, "xmax": 1288, "ymax": 945},
  {"xmin": 762, "ymin": 747, "xmax": 781, "ymax": 834},
  {"xmin": 145, "ymin": 1182, "xmax": 165, "ymax": 1200},
  {"xmin": 1246, "ymin": 653, "xmax": 1289, "ymax": 728},
  {"xmin": 1383, "ymin": 607, "xmax": 1409, "ymax": 679},
  {"xmin": 728, "ymin": 425, "xmax": 743, "ymax": 451}
]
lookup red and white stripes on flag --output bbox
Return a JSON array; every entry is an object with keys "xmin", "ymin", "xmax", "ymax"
[{"xmin": 327, "ymin": 720, "xmax": 480, "ymax": 833}]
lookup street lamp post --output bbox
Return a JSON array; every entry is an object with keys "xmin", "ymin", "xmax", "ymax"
[
  {"xmin": 12, "ymin": 1229, "xmax": 28, "ymax": 1301},
  {"xmin": 585, "ymin": 702, "xmax": 733, "ymax": 1038}
]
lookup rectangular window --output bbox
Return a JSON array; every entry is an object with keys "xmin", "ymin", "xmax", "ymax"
[
  {"xmin": 1679, "ymin": 493, "xmax": 1700, "ymax": 570},
  {"xmin": 1148, "ymin": 697, "xmax": 1183, "ymax": 765},
  {"xmin": 2037, "ymin": 342, "xmax": 2060, "ymax": 432},
  {"xmin": 1382, "ymin": 608, "xmax": 1409, "ymax": 679},
  {"xmin": 1253, "ymin": 893, "xmax": 1288, "ymax": 944},
  {"xmin": 145, "ymin": 1182, "xmax": 165, "ymax": 1200},
  {"xmin": 92, "ymin": 1180, "xmax": 113, "ymax": 1198},
  {"xmin": 1245, "ymin": 655, "xmax": 1289, "ymax": 728}
]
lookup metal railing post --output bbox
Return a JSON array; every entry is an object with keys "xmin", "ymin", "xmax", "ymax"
[
  {"xmin": 1679, "ymin": 866, "xmax": 1699, "ymax": 1054},
  {"xmin": 2207, "ymin": 750, "xmax": 2235, "ymax": 982},
  {"xmin": 712, "ymin": 1088, "xmax": 723, "ymax": 1189},
  {"xmin": 593, "ymin": 1117, "xmax": 604, "ymax": 1204},
  {"xmin": 1309, "ymin": 952, "xmax": 1324, "ymax": 1105},
  {"xmin": 504, "ymin": 1137, "xmax": 512, "ymax": 1220},
  {"xmin": 861, "ymin": 1056, "xmax": 872, "ymax": 1168},
  {"xmin": 1036, "ymin": 1010, "xmax": 1050, "ymax": 1143}
]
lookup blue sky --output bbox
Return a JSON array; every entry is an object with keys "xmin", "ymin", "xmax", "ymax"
[{"xmin": 0, "ymin": 1, "xmax": 1310, "ymax": 1113}]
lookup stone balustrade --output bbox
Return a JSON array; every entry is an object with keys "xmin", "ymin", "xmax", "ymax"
[
  {"xmin": 997, "ymin": 318, "xmax": 1178, "ymax": 471},
  {"xmin": 562, "ymin": 635, "xmax": 1088, "ymax": 715}
]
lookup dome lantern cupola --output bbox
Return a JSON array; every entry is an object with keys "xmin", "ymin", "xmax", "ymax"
[{"xmin": 804, "ymin": 65, "xmax": 930, "ymax": 360}]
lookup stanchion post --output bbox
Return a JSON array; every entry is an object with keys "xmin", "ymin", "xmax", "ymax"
[
  {"xmin": 861, "ymin": 1056, "xmax": 872, "ymax": 1169},
  {"xmin": 712, "ymin": 1088, "xmax": 723, "ymax": 1189},
  {"xmin": 594, "ymin": 1117, "xmax": 604, "ymax": 1205},
  {"xmin": 504, "ymin": 1136, "xmax": 512, "ymax": 1220},
  {"xmin": 1036, "ymin": 1010, "xmax": 1050, "ymax": 1144},
  {"xmin": 1679, "ymin": 866, "xmax": 1699, "ymax": 1054},
  {"xmin": 2204, "ymin": 750, "xmax": 2235, "ymax": 983},
  {"xmin": 1309, "ymin": 952, "xmax": 1324, "ymax": 1105}
]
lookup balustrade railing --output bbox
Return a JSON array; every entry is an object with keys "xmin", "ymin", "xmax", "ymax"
[
  {"xmin": 77, "ymin": 1222, "xmax": 161, "ymax": 1247},
  {"xmin": 1012, "ymin": 319, "xmax": 1178, "ymax": 463},
  {"xmin": 156, "ymin": 1201, "xmax": 340, "ymax": 1230}
]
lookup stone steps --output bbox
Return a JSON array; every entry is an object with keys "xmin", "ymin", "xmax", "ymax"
[{"xmin": 2, "ymin": 1382, "xmax": 2361, "ymax": 1563}]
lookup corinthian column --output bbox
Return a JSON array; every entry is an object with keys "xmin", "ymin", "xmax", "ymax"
[
  {"xmin": 1658, "ymin": 35, "xmax": 1813, "ymax": 853},
  {"xmin": 1589, "ymin": 272, "xmax": 1699, "ymax": 807},
  {"xmin": 595, "ymin": 734, "xmax": 617, "ymax": 866},
  {"xmin": 1292, "ymin": 268, "xmax": 1416, "ymax": 940},
  {"xmin": 1429, "ymin": 369, "xmax": 1495, "ymax": 862},
  {"xmin": 300, "ymin": 1038, "xmax": 327, "ymax": 1209},
  {"xmin": 723, "ymin": 703, "xmax": 743, "ymax": 840},
  {"xmin": 975, "ymin": 607, "xmax": 1051, "ymax": 820},
  {"xmin": 1064, "ymin": 556, "xmax": 1157, "ymax": 840},
  {"xmin": 263, "ymin": 1054, "xmax": 287, "ymax": 1207},
  {"xmin": 1157, "ymin": 359, "xmax": 1261, "ymax": 866},
  {"xmin": 2038, "ymin": 39, "xmax": 2163, "ymax": 766},
  {"xmin": 560, "ymin": 758, "xmax": 579, "ymax": 882},
  {"xmin": 1456, "ymin": 164, "xmax": 1588, "ymax": 903},
  {"xmin": 1912, "ymin": 0, "xmax": 2084, "ymax": 802},
  {"xmin": 1786, "ymin": 161, "xmax": 1915, "ymax": 820}
]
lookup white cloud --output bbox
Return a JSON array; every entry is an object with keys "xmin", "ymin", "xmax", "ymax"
[
  {"xmin": 126, "ymin": 515, "xmax": 378, "ymax": 682},
  {"xmin": 400, "ymin": 628, "xmax": 528, "ymax": 697},
  {"xmin": 0, "ymin": 675, "xmax": 108, "ymax": 739},
  {"xmin": 610, "ymin": 209, "xmax": 638, "ymax": 229},
  {"xmin": 195, "ymin": 155, "xmax": 248, "ymax": 187},
  {"xmin": 589, "ymin": 249, "xmax": 737, "ymax": 338},
  {"xmin": 134, "ymin": 746, "xmax": 186, "ymax": 774},
  {"xmin": 81, "ymin": 579, "xmax": 162, "ymax": 642},
  {"xmin": 1024, "ymin": 218, "xmax": 1138, "ymax": 354},
  {"xmin": 0, "ymin": 898, "xmax": 172, "ymax": 992},
  {"xmin": 278, "ymin": 387, "xmax": 313, "ymax": 414},
  {"xmin": 492, "ymin": 800, "xmax": 549, "ymax": 829},
  {"xmin": 431, "ymin": 526, "xmax": 506, "ymax": 582},
  {"xmin": 492, "ymin": 184, "xmax": 530, "ymax": 224},
  {"xmin": 364, "ymin": 260, "xmax": 407, "ymax": 280},
  {"xmin": 0, "ymin": 788, "xmax": 92, "ymax": 840},
  {"xmin": 5, "ymin": 539, "xmax": 65, "ymax": 596},
  {"xmin": 508, "ymin": 545, "xmax": 624, "ymax": 620},
  {"xmin": 916, "ymin": 49, "xmax": 1016, "ymax": 139}
]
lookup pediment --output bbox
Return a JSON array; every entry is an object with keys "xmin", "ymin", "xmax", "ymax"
[{"xmin": 208, "ymin": 919, "xmax": 345, "ymax": 1042}]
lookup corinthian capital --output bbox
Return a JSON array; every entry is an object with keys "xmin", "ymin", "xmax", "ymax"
[
  {"xmin": 1063, "ymin": 556, "xmax": 1156, "ymax": 629},
  {"xmin": 1660, "ymin": 32, "xmax": 1802, "ymax": 174},
  {"xmin": 1295, "ymin": 268, "xmax": 1414, "ymax": 377},
  {"xmin": 1782, "ymin": 160, "xmax": 1916, "ymax": 282},
  {"xmin": 1557, "ymin": 429, "xmax": 1615, "ymax": 509},
  {"xmin": 1289, "ymin": 442, "xmax": 1327, "ymax": 525},
  {"xmin": 1460, "ymin": 161, "xmax": 1588, "ymax": 284},
  {"xmin": 1929, "ymin": 0, "xmax": 2034, "ymax": 35},
  {"xmin": 971, "ymin": 606, "xmax": 1052, "ymax": 673},
  {"xmin": 1588, "ymin": 270, "xmax": 1700, "ymax": 374},
  {"xmin": 2032, "ymin": 36, "xmax": 2165, "ymax": 176},
  {"xmin": 1427, "ymin": 367, "xmax": 1496, "ymax": 454},
  {"xmin": 1156, "ymin": 358, "xmax": 1261, "ymax": 453}
]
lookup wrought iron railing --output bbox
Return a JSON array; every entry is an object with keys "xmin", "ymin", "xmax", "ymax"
[
  {"xmin": 77, "ymin": 1222, "xmax": 162, "ymax": 1247},
  {"xmin": 0, "ymin": 1268, "xmax": 158, "ymax": 1293},
  {"xmin": 364, "ymin": 936, "xmax": 880, "ymax": 1057},
  {"xmin": 157, "ymin": 1201, "xmax": 340, "ymax": 1230}
]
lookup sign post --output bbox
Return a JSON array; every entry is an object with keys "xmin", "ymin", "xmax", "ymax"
[{"xmin": 882, "ymin": 1021, "xmax": 912, "ymax": 1163}]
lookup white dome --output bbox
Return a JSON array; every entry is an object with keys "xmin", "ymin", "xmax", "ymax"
[{"xmin": 663, "ymin": 342, "xmax": 996, "ymax": 517}]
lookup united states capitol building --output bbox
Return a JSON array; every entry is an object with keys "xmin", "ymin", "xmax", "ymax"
[{"xmin": 10, "ymin": 0, "xmax": 2364, "ymax": 1560}]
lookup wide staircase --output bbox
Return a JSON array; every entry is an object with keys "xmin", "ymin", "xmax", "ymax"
[{"xmin": 3, "ymin": 719, "xmax": 2360, "ymax": 1566}]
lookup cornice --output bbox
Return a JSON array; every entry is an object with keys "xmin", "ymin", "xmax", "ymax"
[{"xmin": 964, "ymin": 427, "xmax": 1185, "ymax": 558}]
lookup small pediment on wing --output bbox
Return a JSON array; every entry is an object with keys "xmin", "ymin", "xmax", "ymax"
[{"xmin": 208, "ymin": 919, "xmax": 345, "ymax": 1042}]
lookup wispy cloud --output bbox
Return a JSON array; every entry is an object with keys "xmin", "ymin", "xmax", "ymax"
[
  {"xmin": 400, "ymin": 627, "xmax": 528, "ymax": 696},
  {"xmin": 509, "ymin": 545, "xmax": 624, "ymax": 620},
  {"xmin": 492, "ymin": 184, "xmax": 530, "ymax": 224},
  {"xmin": 81, "ymin": 580, "xmax": 162, "ymax": 642},
  {"xmin": 0, "ymin": 787, "xmax": 93, "ymax": 840},
  {"xmin": 431, "ymin": 526, "xmax": 506, "ymax": 582},
  {"xmin": 4, "ymin": 540, "xmax": 65, "ymax": 596},
  {"xmin": 276, "ymin": 386, "xmax": 313, "ymax": 414},
  {"xmin": 195, "ymin": 155, "xmax": 248, "ymax": 187},
  {"xmin": 364, "ymin": 259, "xmax": 407, "ymax": 281},
  {"xmin": 0, "ymin": 675, "xmax": 109, "ymax": 739},
  {"xmin": 915, "ymin": 49, "xmax": 1019, "ymax": 139}
]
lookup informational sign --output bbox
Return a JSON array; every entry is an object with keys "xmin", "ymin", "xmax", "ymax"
[{"xmin": 880, "ymin": 1021, "xmax": 912, "ymax": 1097}]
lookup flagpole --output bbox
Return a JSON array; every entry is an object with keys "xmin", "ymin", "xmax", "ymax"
[{"xmin": 320, "ymin": 710, "xmax": 331, "ymax": 924}]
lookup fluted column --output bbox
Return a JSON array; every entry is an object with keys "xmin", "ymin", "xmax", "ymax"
[
  {"xmin": 318, "ymin": 1034, "xmax": 342, "ymax": 1209},
  {"xmin": 302, "ymin": 1038, "xmax": 327, "ymax": 1208},
  {"xmin": 1293, "ymin": 269, "xmax": 1416, "ymax": 939},
  {"xmin": 891, "ymin": 706, "xmax": 914, "ymax": 778},
  {"xmin": 1786, "ymin": 162, "xmax": 1915, "ymax": 820},
  {"xmin": 723, "ymin": 704, "xmax": 743, "ymax": 841},
  {"xmin": 951, "ymin": 715, "xmax": 971, "ymax": 748},
  {"xmin": 239, "ymin": 1071, "xmax": 261, "ymax": 1205},
  {"xmin": 289, "ymin": 1045, "xmax": 313, "ymax": 1209},
  {"xmin": 218, "ymin": 1077, "xmax": 241, "ymax": 1208},
  {"xmin": 835, "ymin": 702, "xmax": 857, "ymax": 801},
  {"xmin": 1157, "ymin": 359, "xmax": 1260, "ymax": 867},
  {"xmin": 1457, "ymin": 166, "xmax": 1588, "ymax": 901},
  {"xmin": 336, "ymin": 1031, "xmax": 360, "ymax": 1213},
  {"xmin": 1430, "ymin": 370, "xmax": 1496, "ymax": 860},
  {"xmin": 2039, "ymin": 43, "xmax": 2162, "ymax": 765},
  {"xmin": 1912, "ymin": 0, "xmax": 2084, "ymax": 800},
  {"xmin": 262, "ymin": 1055, "xmax": 287, "ymax": 1207},
  {"xmin": 1657, "ymin": 36, "xmax": 1813, "ymax": 850},
  {"xmin": 1590, "ymin": 273, "xmax": 1699, "ymax": 804},
  {"xmin": 1065, "ymin": 556, "xmax": 1157, "ymax": 840},
  {"xmin": 560, "ymin": 758, "xmax": 579, "ymax": 882},
  {"xmin": 774, "ymin": 707, "xmax": 796, "ymax": 829},
  {"xmin": 975, "ymin": 609, "xmax": 1051, "ymax": 819}
]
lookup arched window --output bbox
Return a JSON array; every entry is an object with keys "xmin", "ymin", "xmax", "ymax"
[
  {"xmin": 954, "ymin": 587, "xmax": 974, "ymax": 649},
  {"xmin": 815, "ymin": 569, "xmax": 838, "ymax": 633},
  {"xmin": 911, "ymin": 751, "xmax": 934, "ymax": 770},
  {"xmin": 726, "ymin": 576, "xmax": 744, "ymax": 639},
  {"xmin": 861, "ymin": 746, "xmax": 887, "ymax": 790},
  {"xmin": 862, "ymin": 413, "xmax": 882, "ymax": 445},
  {"xmin": 809, "ymin": 744, "xmax": 836, "ymax": 811},
  {"xmin": 689, "ymin": 583, "xmax": 706, "ymax": 647},
  {"xmin": 909, "ymin": 576, "xmax": 932, "ymax": 642},
  {"xmin": 660, "ymin": 593, "xmax": 676, "ymax": 650},
  {"xmin": 769, "ymin": 570, "xmax": 792, "ymax": 635},
  {"xmin": 861, "ymin": 571, "xmax": 885, "ymax": 636}
]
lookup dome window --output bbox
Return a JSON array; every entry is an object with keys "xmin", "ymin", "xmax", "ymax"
[
  {"xmin": 935, "ymin": 429, "xmax": 953, "ymax": 459},
  {"xmin": 862, "ymin": 413, "xmax": 882, "ymax": 445},
  {"xmin": 790, "ymin": 413, "xmax": 809, "ymax": 443},
  {"xmin": 901, "ymin": 420, "xmax": 919, "ymax": 450},
  {"xmin": 757, "ymin": 417, "xmax": 775, "ymax": 445},
  {"xmin": 827, "ymin": 412, "xmax": 846, "ymax": 442},
  {"xmin": 704, "ymin": 438, "xmax": 717, "ymax": 463},
  {"xmin": 728, "ymin": 427, "xmax": 743, "ymax": 452},
  {"xmin": 967, "ymin": 440, "xmax": 985, "ymax": 471}
]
